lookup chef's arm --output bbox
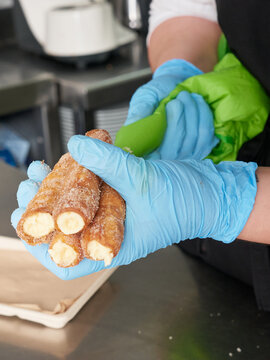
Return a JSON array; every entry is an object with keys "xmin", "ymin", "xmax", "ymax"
[
  {"xmin": 148, "ymin": 17, "xmax": 222, "ymax": 72},
  {"xmin": 238, "ymin": 167, "xmax": 270, "ymax": 244}
]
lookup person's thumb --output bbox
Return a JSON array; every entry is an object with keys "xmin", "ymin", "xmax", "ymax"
[
  {"xmin": 125, "ymin": 85, "xmax": 159, "ymax": 126},
  {"xmin": 68, "ymin": 135, "xmax": 142, "ymax": 196},
  {"xmin": 125, "ymin": 75, "xmax": 182, "ymax": 126}
]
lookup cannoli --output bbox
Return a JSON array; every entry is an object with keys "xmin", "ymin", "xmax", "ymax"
[
  {"xmin": 54, "ymin": 129, "xmax": 112, "ymax": 235},
  {"xmin": 54, "ymin": 158, "xmax": 100, "ymax": 235},
  {"xmin": 16, "ymin": 154, "xmax": 73, "ymax": 245},
  {"xmin": 81, "ymin": 182, "xmax": 126, "ymax": 267},
  {"xmin": 17, "ymin": 128, "xmax": 126, "ymax": 269},
  {"xmin": 48, "ymin": 232, "xmax": 83, "ymax": 267},
  {"xmin": 85, "ymin": 129, "xmax": 113, "ymax": 144},
  {"xmin": 17, "ymin": 129, "xmax": 112, "ymax": 244}
]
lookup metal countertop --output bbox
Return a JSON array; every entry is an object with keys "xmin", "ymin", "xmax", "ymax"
[
  {"xmin": 0, "ymin": 66, "xmax": 56, "ymax": 117},
  {"xmin": 0, "ymin": 161, "xmax": 26, "ymax": 238},
  {"xmin": 0, "ymin": 36, "xmax": 151, "ymax": 112},
  {"xmin": 1, "ymin": 244, "xmax": 270, "ymax": 360},
  {"xmin": 1, "ymin": 162, "xmax": 270, "ymax": 360}
]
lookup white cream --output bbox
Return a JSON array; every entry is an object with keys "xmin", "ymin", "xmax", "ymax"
[
  {"xmin": 23, "ymin": 212, "xmax": 54, "ymax": 238},
  {"xmin": 48, "ymin": 240, "xmax": 77, "ymax": 267},
  {"xmin": 87, "ymin": 240, "xmax": 113, "ymax": 266},
  {"xmin": 57, "ymin": 212, "xmax": 85, "ymax": 235}
]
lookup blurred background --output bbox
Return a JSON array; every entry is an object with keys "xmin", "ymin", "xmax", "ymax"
[{"xmin": 0, "ymin": 0, "xmax": 151, "ymax": 170}]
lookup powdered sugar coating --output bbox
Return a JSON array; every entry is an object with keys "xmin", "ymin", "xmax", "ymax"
[
  {"xmin": 85, "ymin": 129, "xmax": 112, "ymax": 144},
  {"xmin": 81, "ymin": 182, "xmax": 126, "ymax": 262},
  {"xmin": 17, "ymin": 129, "xmax": 113, "ymax": 245},
  {"xmin": 54, "ymin": 130, "xmax": 113, "ymax": 232},
  {"xmin": 17, "ymin": 154, "xmax": 73, "ymax": 244},
  {"xmin": 54, "ymin": 155, "xmax": 100, "ymax": 231}
]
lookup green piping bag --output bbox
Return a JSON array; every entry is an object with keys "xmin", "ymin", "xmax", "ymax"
[{"xmin": 115, "ymin": 53, "xmax": 270, "ymax": 163}]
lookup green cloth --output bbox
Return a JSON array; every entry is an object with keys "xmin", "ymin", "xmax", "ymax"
[{"xmin": 115, "ymin": 54, "xmax": 270, "ymax": 163}]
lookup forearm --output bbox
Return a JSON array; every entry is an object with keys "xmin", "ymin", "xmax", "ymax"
[
  {"xmin": 148, "ymin": 17, "xmax": 222, "ymax": 72},
  {"xmin": 239, "ymin": 167, "xmax": 270, "ymax": 244}
]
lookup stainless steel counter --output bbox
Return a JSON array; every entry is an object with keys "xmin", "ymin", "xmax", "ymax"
[
  {"xmin": 0, "ymin": 162, "xmax": 26, "ymax": 238},
  {"xmin": 1, "ymin": 245, "xmax": 270, "ymax": 360},
  {"xmin": 1, "ymin": 161, "xmax": 270, "ymax": 360},
  {"xmin": 0, "ymin": 47, "xmax": 61, "ymax": 165}
]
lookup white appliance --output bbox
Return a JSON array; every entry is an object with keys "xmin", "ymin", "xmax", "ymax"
[{"xmin": 13, "ymin": 0, "xmax": 137, "ymax": 66}]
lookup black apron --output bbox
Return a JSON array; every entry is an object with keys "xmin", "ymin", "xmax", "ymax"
[{"xmin": 179, "ymin": 0, "xmax": 270, "ymax": 311}]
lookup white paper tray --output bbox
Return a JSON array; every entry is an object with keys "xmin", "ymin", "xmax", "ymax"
[{"xmin": 0, "ymin": 236, "xmax": 116, "ymax": 329}]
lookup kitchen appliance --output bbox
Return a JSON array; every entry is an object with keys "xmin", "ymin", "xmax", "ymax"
[
  {"xmin": 59, "ymin": 102, "xmax": 129, "ymax": 152},
  {"xmin": 112, "ymin": 0, "xmax": 151, "ymax": 33},
  {"xmin": 13, "ymin": 0, "xmax": 137, "ymax": 67}
]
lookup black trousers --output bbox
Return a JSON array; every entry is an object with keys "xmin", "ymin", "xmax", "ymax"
[{"xmin": 179, "ymin": 0, "xmax": 270, "ymax": 311}]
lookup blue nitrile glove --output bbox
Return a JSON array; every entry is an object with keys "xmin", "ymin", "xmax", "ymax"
[
  {"xmin": 124, "ymin": 59, "xmax": 218, "ymax": 160},
  {"xmin": 126, "ymin": 59, "xmax": 203, "ymax": 125},
  {"xmin": 145, "ymin": 91, "xmax": 219, "ymax": 160},
  {"xmin": 12, "ymin": 138, "xmax": 257, "ymax": 280}
]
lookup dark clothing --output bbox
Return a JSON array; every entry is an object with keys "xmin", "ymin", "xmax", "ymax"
[
  {"xmin": 179, "ymin": 0, "xmax": 270, "ymax": 311},
  {"xmin": 216, "ymin": 0, "xmax": 270, "ymax": 96}
]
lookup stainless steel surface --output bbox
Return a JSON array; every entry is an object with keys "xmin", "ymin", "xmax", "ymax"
[
  {"xmin": 0, "ymin": 7, "xmax": 15, "ymax": 45},
  {"xmin": 0, "ymin": 60, "xmax": 61, "ymax": 166},
  {"xmin": 0, "ymin": 245, "xmax": 270, "ymax": 359},
  {"xmin": 0, "ymin": 36, "xmax": 150, "ymax": 155},
  {"xmin": 0, "ymin": 36, "xmax": 151, "ymax": 110},
  {"xmin": 1, "ymin": 165, "xmax": 270, "ymax": 359},
  {"xmin": 126, "ymin": 0, "xmax": 142, "ymax": 29},
  {"xmin": 0, "ymin": 69, "xmax": 55, "ymax": 117},
  {"xmin": 0, "ymin": 161, "xmax": 26, "ymax": 238},
  {"xmin": 53, "ymin": 35, "xmax": 151, "ymax": 109},
  {"xmin": 117, "ymin": 0, "xmax": 142, "ymax": 30},
  {"xmin": 93, "ymin": 102, "xmax": 129, "ymax": 142}
]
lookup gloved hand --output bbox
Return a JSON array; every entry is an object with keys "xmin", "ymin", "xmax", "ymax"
[
  {"xmin": 124, "ymin": 59, "xmax": 219, "ymax": 160},
  {"xmin": 145, "ymin": 90, "xmax": 219, "ymax": 161},
  {"xmin": 11, "ymin": 136, "xmax": 257, "ymax": 280}
]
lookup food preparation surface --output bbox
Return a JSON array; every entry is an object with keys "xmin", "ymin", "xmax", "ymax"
[
  {"xmin": 0, "ymin": 162, "xmax": 26, "ymax": 238},
  {"xmin": 0, "ymin": 243, "xmax": 269, "ymax": 360}
]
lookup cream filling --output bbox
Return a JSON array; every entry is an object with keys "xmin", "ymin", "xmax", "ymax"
[
  {"xmin": 48, "ymin": 240, "xmax": 77, "ymax": 267},
  {"xmin": 57, "ymin": 212, "xmax": 85, "ymax": 235},
  {"xmin": 23, "ymin": 212, "xmax": 54, "ymax": 238},
  {"xmin": 87, "ymin": 240, "xmax": 113, "ymax": 266}
]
